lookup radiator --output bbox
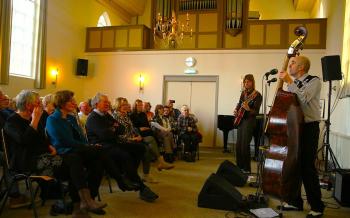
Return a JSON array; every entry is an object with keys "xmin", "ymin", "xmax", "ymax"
[{"xmin": 330, "ymin": 131, "xmax": 350, "ymax": 169}]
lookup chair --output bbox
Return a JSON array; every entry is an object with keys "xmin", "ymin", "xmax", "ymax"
[
  {"xmin": 177, "ymin": 133, "xmax": 200, "ymax": 161},
  {"xmin": 97, "ymin": 173, "xmax": 113, "ymax": 202},
  {"xmin": 0, "ymin": 129, "xmax": 55, "ymax": 218}
]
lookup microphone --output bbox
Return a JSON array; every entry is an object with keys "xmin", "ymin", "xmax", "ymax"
[
  {"xmin": 264, "ymin": 68, "xmax": 278, "ymax": 79},
  {"xmin": 267, "ymin": 78, "xmax": 277, "ymax": 85}
]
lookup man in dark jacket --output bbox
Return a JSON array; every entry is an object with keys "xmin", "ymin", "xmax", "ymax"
[{"xmin": 86, "ymin": 93, "xmax": 158, "ymax": 202}]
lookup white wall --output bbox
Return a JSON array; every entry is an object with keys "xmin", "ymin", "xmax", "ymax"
[
  {"xmin": 321, "ymin": 0, "xmax": 350, "ymax": 168},
  {"xmin": 249, "ymin": 0, "xmax": 311, "ymax": 19},
  {"xmin": 85, "ymin": 50, "xmax": 326, "ymax": 112},
  {"xmin": 0, "ymin": 0, "xmax": 127, "ymax": 100},
  {"xmin": 84, "ymin": 49, "xmax": 326, "ymax": 147}
]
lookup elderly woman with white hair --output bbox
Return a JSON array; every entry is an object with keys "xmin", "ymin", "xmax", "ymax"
[{"xmin": 177, "ymin": 105, "xmax": 200, "ymax": 162}]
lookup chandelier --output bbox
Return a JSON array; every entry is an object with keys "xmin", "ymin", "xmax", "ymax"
[{"xmin": 153, "ymin": 10, "xmax": 192, "ymax": 48}]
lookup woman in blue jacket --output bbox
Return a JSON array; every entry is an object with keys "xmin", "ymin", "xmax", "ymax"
[{"xmin": 46, "ymin": 90, "xmax": 107, "ymax": 216}]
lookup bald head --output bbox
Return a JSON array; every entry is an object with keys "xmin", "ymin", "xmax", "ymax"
[
  {"xmin": 288, "ymin": 55, "xmax": 311, "ymax": 78},
  {"xmin": 296, "ymin": 55, "xmax": 310, "ymax": 73}
]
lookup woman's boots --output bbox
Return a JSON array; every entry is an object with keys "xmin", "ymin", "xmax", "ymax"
[
  {"xmin": 157, "ymin": 156, "xmax": 174, "ymax": 171},
  {"xmin": 78, "ymin": 188, "xmax": 107, "ymax": 213}
]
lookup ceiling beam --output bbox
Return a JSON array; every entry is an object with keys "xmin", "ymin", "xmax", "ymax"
[
  {"xmin": 111, "ymin": 0, "xmax": 146, "ymax": 16},
  {"xmin": 96, "ymin": 0, "xmax": 132, "ymax": 23}
]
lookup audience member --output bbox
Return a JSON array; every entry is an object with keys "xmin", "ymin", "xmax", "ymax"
[
  {"xmin": 143, "ymin": 102, "xmax": 154, "ymax": 121},
  {"xmin": 112, "ymin": 98, "xmax": 158, "ymax": 183},
  {"xmin": 78, "ymin": 101, "xmax": 91, "ymax": 128},
  {"xmin": 178, "ymin": 105, "xmax": 200, "ymax": 162},
  {"xmin": 86, "ymin": 93, "xmax": 158, "ymax": 202},
  {"xmin": 151, "ymin": 104, "xmax": 176, "ymax": 162},
  {"xmin": 130, "ymin": 99, "xmax": 174, "ymax": 170},
  {"xmin": 167, "ymin": 99, "xmax": 181, "ymax": 120},
  {"xmin": 0, "ymin": 89, "xmax": 26, "ymax": 209},
  {"xmin": 46, "ymin": 90, "xmax": 107, "ymax": 216}
]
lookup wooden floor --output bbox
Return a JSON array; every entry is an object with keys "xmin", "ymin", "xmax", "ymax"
[{"xmin": 1, "ymin": 147, "xmax": 350, "ymax": 218}]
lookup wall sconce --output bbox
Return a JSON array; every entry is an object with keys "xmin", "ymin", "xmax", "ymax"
[
  {"xmin": 51, "ymin": 68, "xmax": 58, "ymax": 86},
  {"xmin": 139, "ymin": 74, "xmax": 145, "ymax": 93}
]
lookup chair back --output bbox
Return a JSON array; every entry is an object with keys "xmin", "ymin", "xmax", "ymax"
[{"xmin": 1, "ymin": 129, "xmax": 10, "ymax": 170}]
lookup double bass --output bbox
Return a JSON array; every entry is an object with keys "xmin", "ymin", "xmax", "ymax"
[{"xmin": 262, "ymin": 26, "xmax": 307, "ymax": 201}]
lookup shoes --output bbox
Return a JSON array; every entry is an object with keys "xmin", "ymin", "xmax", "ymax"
[
  {"xmin": 89, "ymin": 208, "xmax": 106, "ymax": 215},
  {"xmin": 139, "ymin": 186, "xmax": 159, "ymax": 202},
  {"xmin": 117, "ymin": 176, "xmax": 140, "ymax": 191},
  {"xmin": 9, "ymin": 194, "xmax": 31, "ymax": 209},
  {"xmin": 163, "ymin": 153, "xmax": 174, "ymax": 163},
  {"xmin": 191, "ymin": 152, "xmax": 197, "ymax": 162},
  {"xmin": 184, "ymin": 152, "xmax": 196, "ymax": 162},
  {"xmin": 142, "ymin": 174, "xmax": 159, "ymax": 184},
  {"xmin": 277, "ymin": 203, "xmax": 303, "ymax": 211},
  {"xmin": 157, "ymin": 162, "xmax": 175, "ymax": 171},
  {"xmin": 306, "ymin": 211, "xmax": 323, "ymax": 218}
]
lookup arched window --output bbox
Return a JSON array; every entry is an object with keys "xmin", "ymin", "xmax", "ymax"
[{"xmin": 97, "ymin": 12, "xmax": 111, "ymax": 27}]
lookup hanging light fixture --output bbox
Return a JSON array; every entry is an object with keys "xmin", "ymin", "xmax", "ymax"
[{"xmin": 153, "ymin": 10, "xmax": 192, "ymax": 48}]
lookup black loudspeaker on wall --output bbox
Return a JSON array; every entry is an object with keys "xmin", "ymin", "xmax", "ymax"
[
  {"xmin": 76, "ymin": 59, "xmax": 88, "ymax": 76},
  {"xmin": 198, "ymin": 173, "xmax": 245, "ymax": 211},
  {"xmin": 334, "ymin": 169, "xmax": 350, "ymax": 206},
  {"xmin": 321, "ymin": 55, "xmax": 342, "ymax": 82},
  {"xmin": 216, "ymin": 160, "xmax": 247, "ymax": 187}
]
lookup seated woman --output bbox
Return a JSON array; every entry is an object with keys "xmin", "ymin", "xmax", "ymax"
[
  {"xmin": 177, "ymin": 105, "xmax": 200, "ymax": 162},
  {"xmin": 4, "ymin": 90, "xmax": 104, "ymax": 218},
  {"xmin": 130, "ymin": 99, "xmax": 174, "ymax": 170},
  {"xmin": 39, "ymin": 94, "xmax": 55, "ymax": 131},
  {"xmin": 151, "ymin": 104, "xmax": 176, "ymax": 163},
  {"xmin": 46, "ymin": 90, "xmax": 109, "ymax": 216},
  {"xmin": 113, "ymin": 98, "xmax": 159, "ymax": 183},
  {"xmin": 143, "ymin": 101, "xmax": 154, "ymax": 122}
]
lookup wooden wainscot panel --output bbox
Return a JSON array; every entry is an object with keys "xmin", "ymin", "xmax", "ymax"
[
  {"xmin": 248, "ymin": 24, "xmax": 264, "ymax": 47},
  {"xmin": 265, "ymin": 24, "xmax": 281, "ymax": 46},
  {"xmin": 86, "ymin": 29, "xmax": 102, "ymax": 51},
  {"xmin": 181, "ymin": 35, "xmax": 196, "ymax": 49},
  {"xmin": 197, "ymin": 34, "xmax": 217, "ymax": 48},
  {"xmin": 178, "ymin": 13, "xmax": 197, "ymax": 34},
  {"xmin": 115, "ymin": 29, "xmax": 128, "ymax": 48},
  {"xmin": 224, "ymin": 33, "xmax": 243, "ymax": 48},
  {"xmin": 129, "ymin": 28, "xmax": 142, "ymax": 48},
  {"xmin": 198, "ymin": 13, "xmax": 218, "ymax": 32},
  {"xmin": 287, "ymin": 19, "xmax": 326, "ymax": 49},
  {"xmin": 101, "ymin": 28, "xmax": 115, "ymax": 49},
  {"xmin": 86, "ymin": 25, "xmax": 150, "ymax": 51},
  {"xmin": 247, "ymin": 18, "xmax": 326, "ymax": 49}
]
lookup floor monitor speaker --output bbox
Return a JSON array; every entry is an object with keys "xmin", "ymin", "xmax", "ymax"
[
  {"xmin": 321, "ymin": 55, "xmax": 342, "ymax": 82},
  {"xmin": 216, "ymin": 160, "xmax": 247, "ymax": 187},
  {"xmin": 334, "ymin": 169, "xmax": 350, "ymax": 206},
  {"xmin": 198, "ymin": 173, "xmax": 244, "ymax": 211}
]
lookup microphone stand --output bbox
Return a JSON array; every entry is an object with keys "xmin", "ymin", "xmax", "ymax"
[{"xmin": 249, "ymin": 76, "xmax": 275, "ymax": 205}]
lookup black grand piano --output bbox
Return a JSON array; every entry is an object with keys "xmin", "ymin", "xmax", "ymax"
[
  {"xmin": 217, "ymin": 114, "xmax": 264, "ymax": 157},
  {"xmin": 217, "ymin": 115, "xmax": 235, "ymax": 153}
]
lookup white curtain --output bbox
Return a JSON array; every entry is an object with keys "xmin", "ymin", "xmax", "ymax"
[
  {"xmin": 34, "ymin": 0, "xmax": 47, "ymax": 89},
  {"xmin": 0, "ymin": 0, "xmax": 13, "ymax": 85}
]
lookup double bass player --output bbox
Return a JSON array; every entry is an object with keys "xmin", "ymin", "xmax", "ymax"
[{"xmin": 278, "ymin": 55, "xmax": 324, "ymax": 218}]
